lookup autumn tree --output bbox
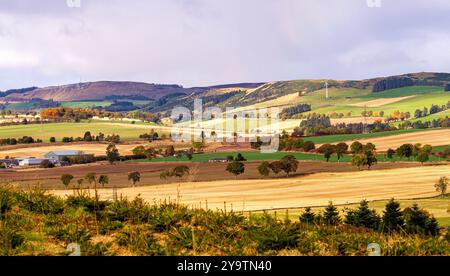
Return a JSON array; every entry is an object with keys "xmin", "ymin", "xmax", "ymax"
[
  {"xmin": 98, "ymin": 175, "xmax": 109, "ymax": 187},
  {"xmin": 257, "ymin": 161, "xmax": 271, "ymax": 177},
  {"xmin": 226, "ymin": 161, "xmax": 245, "ymax": 178},
  {"xmin": 435, "ymin": 176, "xmax": 449, "ymax": 197},
  {"xmin": 128, "ymin": 171, "xmax": 141, "ymax": 187},
  {"xmin": 60, "ymin": 174, "xmax": 74, "ymax": 189},
  {"xmin": 106, "ymin": 143, "xmax": 120, "ymax": 164}
]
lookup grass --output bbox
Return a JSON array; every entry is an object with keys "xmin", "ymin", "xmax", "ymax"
[
  {"xmin": 141, "ymin": 150, "xmax": 446, "ymax": 163},
  {"xmin": 432, "ymin": 145, "xmax": 450, "ymax": 153},
  {"xmin": 300, "ymin": 86, "xmax": 449, "ymax": 117},
  {"xmin": 363, "ymin": 86, "xmax": 444, "ymax": 98},
  {"xmin": 237, "ymin": 85, "xmax": 448, "ymax": 121},
  {"xmin": 0, "ymin": 122, "xmax": 165, "ymax": 142},
  {"xmin": 60, "ymin": 101, "xmax": 113, "ymax": 108},
  {"xmin": 4, "ymin": 102, "xmax": 35, "ymax": 110}
]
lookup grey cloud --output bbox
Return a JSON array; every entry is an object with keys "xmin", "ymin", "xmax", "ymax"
[{"xmin": 0, "ymin": 0, "xmax": 449, "ymax": 90}]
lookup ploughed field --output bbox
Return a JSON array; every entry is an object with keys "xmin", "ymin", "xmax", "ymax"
[{"xmin": 1, "ymin": 160, "xmax": 424, "ymax": 189}]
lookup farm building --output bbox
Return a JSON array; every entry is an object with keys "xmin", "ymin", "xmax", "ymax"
[
  {"xmin": 17, "ymin": 158, "xmax": 49, "ymax": 167},
  {"xmin": 44, "ymin": 150, "xmax": 94, "ymax": 162},
  {"xmin": 208, "ymin": 157, "xmax": 230, "ymax": 163},
  {"xmin": 0, "ymin": 159, "xmax": 19, "ymax": 168}
]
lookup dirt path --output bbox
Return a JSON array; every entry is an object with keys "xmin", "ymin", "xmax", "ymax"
[{"xmin": 51, "ymin": 164, "xmax": 450, "ymax": 211}]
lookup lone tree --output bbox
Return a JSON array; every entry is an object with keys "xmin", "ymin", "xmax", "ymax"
[
  {"xmin": 173, "ymin": 165, "xmax": 190, "ymax": 179},
  {"xmin": 280, "ymin": 155, "xmax": 299, "ymax": 177},
  {"xmin": 226, "ymin": 161, "xmax": 245, "ymax": 178},
  {"xmin": 128, "ymin": 171, "xmax": 141, "ymax": 187},
  {"xmin": 60, "ymin": 174, "xmax": 74, "ymax": 189},
  {"xmin": 257, "ymin": 161, "xmax": 271, "ymax": 177},
  {"xmin": 98, "ymin": 175, "xmax": 109, "ymax": 187},
  {"xmin": 323, "ymin": 202, "xmax": 341, "ymax": 225},
  {"xmin": 106, "ymin": 143, "xmax": 120, "ymax": 164},
  {"xmin": 84, "ymin": 173, "xmax": 97, "ymax": 187},
  {"xmin": 382, "ymin": 199, "xmax": 404, "ymax": 232},
  {"xmin": 435, "ymin": 176, "xmax": 449, "ymax": 197},
  {"xmin": 83, "ymin": 131, "xmax": 93, "ymax": 142},
  {"xmin": 76, "ymin": 178, "xmax": 84, "ymax": 188}
]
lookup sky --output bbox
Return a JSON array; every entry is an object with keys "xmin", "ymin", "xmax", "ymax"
[{"xmin": 0, "ymin": 0, "xmax": 450, "ymax": 90}]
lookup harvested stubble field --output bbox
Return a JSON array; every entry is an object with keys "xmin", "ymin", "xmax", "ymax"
[
  {"xmin": 1, "ymin": 161, "xmax": 423, "ymax": 189},
  {"xmin": 51, "ymin": 164, "xmax": 450, "ymax": 212},
  {"xmin": 349, "ymin": 128, "xmax": 450, "ymax": 151}
]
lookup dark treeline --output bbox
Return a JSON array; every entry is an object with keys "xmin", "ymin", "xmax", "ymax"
[
  {"xmin": 399, "ymin": 117, "xmax": 450, "ymax": 129},
  {"xmin": 372, "ymin": 77, "xmax": 414, "ymax": 92},
  {"xmin": 281, "ymin": 104, "xmax": 312, "ymax": 118},
  {"xmin": 297, "ymin": 115, "xmax": 394, "ymax": 137}
]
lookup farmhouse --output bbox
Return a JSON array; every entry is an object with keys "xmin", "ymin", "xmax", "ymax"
[
  {"xmin": 208, "ymin": 157, "xmax": 230, "ymax": 163},
  {"xmin": 44, "ymin": 150, "xmax": 94, "ymax": 162}
]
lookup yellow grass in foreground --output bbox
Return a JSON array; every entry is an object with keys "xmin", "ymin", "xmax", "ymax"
[{"xmin": 52, "ymin": 165, "xmax": 450, "ymax": 211}]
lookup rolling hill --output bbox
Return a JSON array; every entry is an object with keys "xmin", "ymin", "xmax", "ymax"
[{"xmin": 0, "ymin": 72, "xmax": 449, "ymax": 116}]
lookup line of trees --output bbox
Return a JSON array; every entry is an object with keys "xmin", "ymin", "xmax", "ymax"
[
  {"xmin": 301, "ymin": 199, "xmax": 440, "ymax": 236},
  {"xmin": 0, "ymin": 136, "xmax": 43, "ymax": 146}
]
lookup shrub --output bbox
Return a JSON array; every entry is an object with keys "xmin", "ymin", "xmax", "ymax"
[
  {"xmin": 15, "ymin": 188, "xmax": 64, "ymax": 215},
  {"xmin": 404, "ymin": 204, "xmax": 440, "ymax": 236},
  {"xmin": 344, "ymin": 200, "xmax": 381, "ymax": 230}
]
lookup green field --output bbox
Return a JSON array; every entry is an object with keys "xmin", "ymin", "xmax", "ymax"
[
  {"xmin": 363, "ymin": 86, "xmax": 444, "ymax": 98},
  {"xmin": 60, "ymin": 101, "xmax": 113, "ymax": 108},
  {"xmin": 142, "ymin": 150, "xmax": 447, "ymax": 163},
  {"xmin": 4, "ymin": 102, "xmax": 35, "ymax": 110},
  {"xmin": 0, "ymin": 122, "xmax": 164, "ymax": 142},
  {"xmin": 298, "ymin": 86, "xmax": 449, "ymax": 118}
]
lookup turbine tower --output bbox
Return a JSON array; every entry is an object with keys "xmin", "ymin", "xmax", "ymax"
[{"xmin": 325, "ymin": 80, "xmax": 329, "ymax": 100}]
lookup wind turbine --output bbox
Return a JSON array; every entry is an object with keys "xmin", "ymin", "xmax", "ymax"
[{"xmin": 324, "ymin": 80, "xmax": 329, "ymax": 100}]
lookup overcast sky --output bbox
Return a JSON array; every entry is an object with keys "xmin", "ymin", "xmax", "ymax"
[{"xmin": 0, "ymin": 0, "xmax": 450, "ymax": 90}]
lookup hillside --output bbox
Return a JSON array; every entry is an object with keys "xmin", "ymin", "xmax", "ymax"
[{"xmin": 0, "ymin": 72, "xmax": 449, "ymax": 113}]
